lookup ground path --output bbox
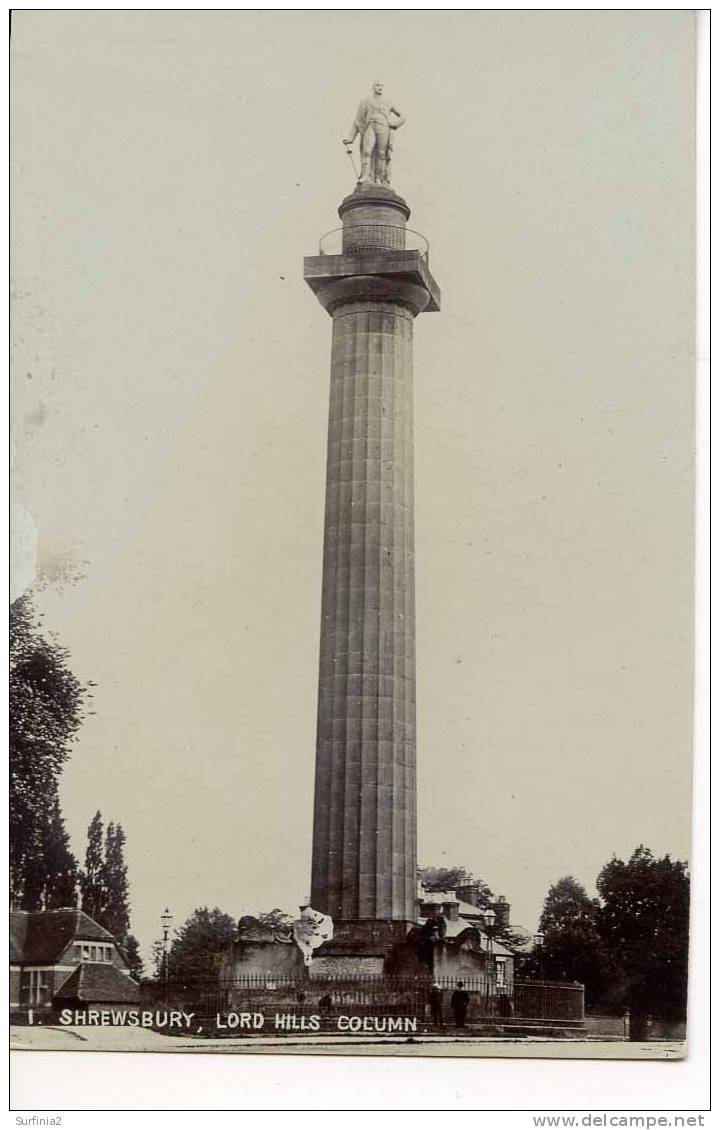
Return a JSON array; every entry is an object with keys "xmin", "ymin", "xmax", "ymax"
[{"xmin": 11, "ymin": 1026, "xmax": 684, "ymax": 1059}]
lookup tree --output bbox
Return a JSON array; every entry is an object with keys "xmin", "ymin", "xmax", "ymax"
[
  {"xmin": 419, "ymin": 865, "xmax": 478, "ymax": 894},
  {"xmin": 80, "ymin": 811, "xmax": 105, "ymax": 920},
  {"xmin": 257, "ymin": 908, "xmax": 294, "ymax": 930},
  {"xmin": 40, "ymin": 796, "xmax": 78, "ymax": 908},
  {"xmin": 165, "ymin": 907, "xmax": 237, "ymax": 984},
  {"xmin": 10, "ymin": 596, "xmax": 86, "ymax": 908},
  {"xmin": 419, "ymin": 865, "xmax": 497, "ymax": 912},
  {"xmin": 101, "ymin": 822, "xmax": 131, "ymax": 943},
  {"xmin": 596, "ymin": 847, "xmax": 690, "ymax": 1040},
  {"xmin": 150, "ymin": 939, "xmax": 166, "ymax": 979},
  {"xmin": 20, "ymin": 795, "xmax": 79, "ymax": 911},
  {"xmin": 80, "ymin": 812, "xmax": 135, "ymax": 959},
  {"xmin": 121, "ymin": 934, "xmax": 144, "ymax": 981},
  {"xmin": 538, "ymin": 876, "xmax": 599, "ymax": 935},
  {"xmin": 524, "ymin": 876, "xmax": 615, "ymax": 1007}
]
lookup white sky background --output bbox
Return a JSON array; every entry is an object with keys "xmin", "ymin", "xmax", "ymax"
[{"xmin": 11, "ymin": 11, "xmax": 695, "ymax": 964}]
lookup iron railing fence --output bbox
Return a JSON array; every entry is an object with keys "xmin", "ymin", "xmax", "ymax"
[
  {"xmin": 318, "ymin": 225, "xmax": 429, "ymax": 263},
  {"xmin": 513, "ymin": 979, "xmax": 585, "ymax": 1023},
  {"xmin": 145, "ymin": 975, "xmax": 584, "ymax": 1024}
]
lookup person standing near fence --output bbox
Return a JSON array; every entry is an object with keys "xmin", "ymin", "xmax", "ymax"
[{"xmin": 450, "ymin": 981, "xmax": 470, "ymax": 1027}]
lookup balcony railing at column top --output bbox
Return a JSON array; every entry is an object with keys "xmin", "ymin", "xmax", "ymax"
[{"xmin": 318, "ymin": 225, "xmax": 429, "ymax": 265}]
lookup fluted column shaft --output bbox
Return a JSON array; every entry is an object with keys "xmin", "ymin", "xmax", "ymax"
[{"xmin": 311, "ymin": 297, "xmax": 417, "ymax": 922}]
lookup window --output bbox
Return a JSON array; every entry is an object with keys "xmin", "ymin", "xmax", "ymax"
[
  {"xmin": 78, "ymin": 942, "xmax": 113, "ymax": 963},
  {"xmin": 495, "ymin": 957, "xmax": 507, "ymax": 990},
  {"xmin": 20, "ymin": 970, "xmax": 53, "ymax": 1006}
]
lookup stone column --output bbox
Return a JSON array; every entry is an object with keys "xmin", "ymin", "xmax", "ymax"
[{"xmin": 304, "ymin": 186, "xmax": 440, "ymax": 944}]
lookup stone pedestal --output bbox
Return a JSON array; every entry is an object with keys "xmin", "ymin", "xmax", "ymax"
[{"xmin": 304, "ymin": 187, "xmax": 440, "ymax": 958}]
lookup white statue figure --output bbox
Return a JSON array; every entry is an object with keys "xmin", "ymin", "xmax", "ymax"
[
  {"xmin": 343, "ymin": 81, "xmax": 406, "ymax": 186},
  {"xmin": 292, "ymin": 905, "xmax": 333, "ymax": 966}
]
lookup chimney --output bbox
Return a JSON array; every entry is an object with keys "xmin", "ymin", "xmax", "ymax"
[
  {"xmin": 455, "ymin": 882, "xmax": 480, "ymax": 908},
  {"xmin": 441, "ymin": 900, "xmax": 460, "ymax": 922},
  {"xmin": 492, "ymin": 896, "xmax": 510, "ymax": 931}
]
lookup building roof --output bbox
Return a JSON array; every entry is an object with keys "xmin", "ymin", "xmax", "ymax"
[
  {"xmin": 417, "ymin": 916, "xmax": 515, "ymax": 957},
  {"xmin": 418, "ymin": 886, "xmax": 454, "ymax": 904},
  {"xmin": 10, "ymin": 909, "xmax": 115, "ymax": 964},
  {"xmin": 418, "ymin": 884, "xmax": 531, "ymax": 954},
  {"xmin": 419, "ymin": 888, "xmax": 495, "ymax": 920},
  {"xmin": 55, "ymin": 963, "xmax": 140, "ymax": 1004},
  {"xmin": 418, "ymin": 887, "xmax": 490, "ymax": 918}
]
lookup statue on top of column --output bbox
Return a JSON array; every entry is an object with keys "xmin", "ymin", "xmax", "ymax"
[{"xmin": 343, "ymin": 81, "xmax": 406, "ymax": 187}]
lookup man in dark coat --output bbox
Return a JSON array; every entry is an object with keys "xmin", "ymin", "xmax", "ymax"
[{"xmin": 450, "ymin": 980, "xmax": 470, "ymax": 1027}]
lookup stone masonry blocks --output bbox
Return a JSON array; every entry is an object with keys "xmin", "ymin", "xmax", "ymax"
[{"xmin": 311, "ymin": 296, "xmax": 417, "ymax": 924}]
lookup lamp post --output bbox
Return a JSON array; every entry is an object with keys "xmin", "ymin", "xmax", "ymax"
[
  {"xmin": 484, "ymin": 908, "xmax": 497, "ymax": 1001},
  {"xmin": 484, "ymin": 907, "xmax": 496, "ymax": 936},
  {"xmin": 161, "ymin": 907, "xmax": 173, "ymax": 1001}
]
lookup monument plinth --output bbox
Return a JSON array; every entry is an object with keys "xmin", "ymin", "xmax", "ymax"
[{"xmin": 304, "ymin": 159, "xmax": 441, "ymax": 970}]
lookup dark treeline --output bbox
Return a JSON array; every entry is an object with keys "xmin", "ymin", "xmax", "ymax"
[{"xmin": 522, "ymin": 848, "xmax": 690, "ymax": 1039}]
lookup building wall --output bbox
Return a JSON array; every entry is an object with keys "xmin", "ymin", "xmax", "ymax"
[
  {"xmin": 310, "ymin": 955, "xmax": 385, "ymax": 978},
  {"xmin": 13, "ymin": 964, "xmax": 78, "ymax": 1008},
  {"xmin": 220, "ymin": 940, "xmax": 305, "ymax": 981},
  {"xmin": 12, "ymin": 939, "xmax": 131, "ymax": 1011},
  {"xmin": 428, "ymin": 940, "xmax": 515, "ymax": 999}
]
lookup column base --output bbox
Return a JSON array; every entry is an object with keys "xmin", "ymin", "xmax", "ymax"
[{"xmin": 309, "ymin": 920, "xmax": 421, "ymax": 978}]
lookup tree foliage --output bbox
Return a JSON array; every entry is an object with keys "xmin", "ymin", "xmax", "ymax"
[
  {"xmin": 419, "ymin": 866, "xmax": 477, "ymax": 894},
  {"xmin": 9, "ymin": 596, "xmax": 86, "ymax": 909},
  {"xmin": 596, "ymin": 847, "xmax": 690, "ymax": 1034},
  {"xmin": 150, "ymin": 939, "xmax": 166, "ymax": 979},
  {"xmin": 162, "ymin": 906, "xmax": 295, "ymax": 985},
  {"xmin": 165, "ymin": 907, "xmax": 237, "ymax": 983},
  {"xmin": 19, "ymin": 795, "xmax": 79, "ymax": 912},
  {"xmin": 80, "ymin": 811, "xmax": 105, "ymax": 920},
  {"xmin": 524, "ymin": 876, "xmax": 615, "ymax": 1005},
  {"xmin": 121, "ymin": 934, "xmax": 144, "ymax": 981},
  {"xmin": 101, "ymin": 822, "xmax": 132, "ymax": 943},
  {"xmin": 538, "ymin": 876, "xmax": 599, "ymax": 934},
  {"xmin": 257, "ymin": 907, "xmax": 294, "ymax": 929},
  {"xmin": 529, "ymin": 851, "xmax": 690, "ymax": 1036},
  {"xmin": 80, "ymin": 811, "xmax": 134, "ymax": 954}
]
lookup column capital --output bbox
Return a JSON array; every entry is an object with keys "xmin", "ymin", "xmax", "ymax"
[
  {"xmin": 315, "ymin": 274, "xmax": 430, "ymax": 317},
  {"xmin": 304, "ymin": 250, "xmax": 441, "ymax": 314}
]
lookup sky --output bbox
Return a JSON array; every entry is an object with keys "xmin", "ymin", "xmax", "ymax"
[{"xmin": 11, "ymin": 11, "xmax": 696, "ymax": 964}]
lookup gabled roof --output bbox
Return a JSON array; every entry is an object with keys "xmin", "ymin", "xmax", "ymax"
[
  {"xmin": 10, "ymin": 909, "xmax": 115, "ymax": 964},
  {"xmin": 55, "ymin": 963, "xmax": 140, "ymax": 1004}
]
